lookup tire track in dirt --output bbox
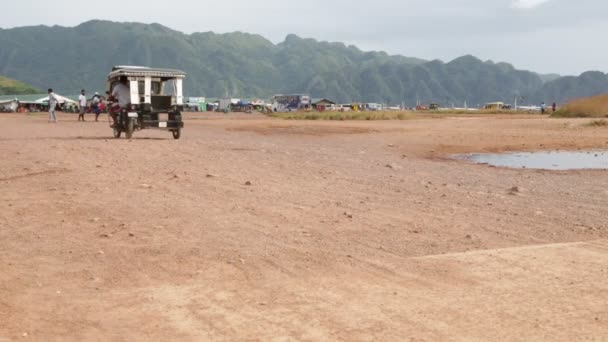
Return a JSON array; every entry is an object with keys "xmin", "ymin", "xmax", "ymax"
[{"xmin": 0, "ymin": 168, "xmax": 71, "ymax": 182}]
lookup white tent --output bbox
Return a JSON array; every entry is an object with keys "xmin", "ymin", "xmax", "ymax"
[
  {"xmin": 0, "ymin": 98, "xmax": 18, "ymax": 105},
  {"xmin": 0, "ymin": 99, "xmax": 19, "ymax": 111},
  {"xmin": 35, "ymin": 94, "xmax": 76, "ymax": 104}
]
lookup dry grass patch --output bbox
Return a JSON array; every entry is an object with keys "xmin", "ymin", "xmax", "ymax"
[
  {"xmin": 433, "ymin": 109, "xmax": 535, "ymax": 115},
  {"xmin": 553, "ymin": 94, "xmax": 608, "ymax": 118},
  {"xmin": 270, "ymin": 111, "xmax": 415, "ymax": 121}
]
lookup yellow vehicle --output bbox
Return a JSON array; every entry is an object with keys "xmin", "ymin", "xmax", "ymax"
[{"xmin": 485, "ymin": 102, "xmax": 505, "ymax": 110}]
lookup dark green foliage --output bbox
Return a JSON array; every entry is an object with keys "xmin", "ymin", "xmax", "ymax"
[
  {"xmin": 0, "ymin": 20, "xmax": 606, "ymax": 105},
  {"xmin": 0, "ymin": 75, "xmax": 40, "ymax": 95}
]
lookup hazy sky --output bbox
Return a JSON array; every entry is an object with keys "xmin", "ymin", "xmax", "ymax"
[{"xmin": 2, "ymin": 0, "xmax": 606, "ymax": 75}]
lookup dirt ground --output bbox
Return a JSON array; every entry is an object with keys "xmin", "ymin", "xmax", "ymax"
[{"xmin": 1, "ymin": 112, "xmax": 607, "ymax": 341}]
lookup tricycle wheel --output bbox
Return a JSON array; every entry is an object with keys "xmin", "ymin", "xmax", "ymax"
[
  {"xmin": 172, "ymin": 129, "xmax": 181, "ymax": 140},
  {"xmin": 113, "ymin": 126, "xmax": 122, "ymax": 139},
  {"xmin": 125, "ymin": 118, "xmax": 134, "ymax": 139}
]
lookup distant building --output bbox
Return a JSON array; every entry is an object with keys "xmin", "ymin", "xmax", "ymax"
[
  {"xmin": 272, "ymin": 94, "xmax": 311, "ymax": 112},
  {"xmin": 365, "ymin": 103, "xmax": 382, "ymax": 111},
  {"xmin": 218, "ymin": 98, "xmax": 239, "ymax": 112},
  {"xmin": 186, "ymin": 97, "xmax": 207, "ymax": 112},
  {"xmin": 312, "ymin": 98, "xmax": 336, "ymax": 111}
]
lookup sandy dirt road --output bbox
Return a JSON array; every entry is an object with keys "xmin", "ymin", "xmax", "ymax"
[{"xmin": 1, "ymin": 113, "xmax": 607, "ymax": 341}]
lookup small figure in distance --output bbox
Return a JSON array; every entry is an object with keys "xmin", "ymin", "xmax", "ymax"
[
  {"xmin": 552, "ymin": 102, "xmax": 557, "ymax": 113},
  {"xmin": 78, "ymin": 89, "xmax": 87, "ymax": 121},
  {"xmin": 92, "ymin": 92, "xmax": 102, "ymax": 122},
  {"xmin": 106, "ymin": 90, "xmax": 117, "ymax": 125},
  {"xmin": 99, "ymin": 98, "xmax": 106, "ymax": 116},
  {"xmin": 48, "ymin": 88, "xmax": 59, "ymax": 123},
  {"xmin": 541, "ymin": 102, "xmax": 546, "ymax": 114}
]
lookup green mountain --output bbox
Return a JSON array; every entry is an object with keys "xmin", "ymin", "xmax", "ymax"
[
  {"xmin": 0, "ymin": 20, "xmax": 606, "ymax": 105},
  {"xmin": 539, "ymin": 73, "xmax": 562, "ymax": 83},
  {"xmin": 0, "ymin": 75, "xmax": 40, "ymax": 95},
  {"xmin": 534, "ymin": 71, "xmax": 608, "ymax": 104}
]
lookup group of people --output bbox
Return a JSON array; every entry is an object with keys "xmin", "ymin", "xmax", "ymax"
[
  {"xmin": 47, "ymin": 77, "xmax": 130, "ymax": 126},
  {"xmin": 77, "ymin": 90, "xmax": 106, "ymax": 122},
  {"xmin": 540, "ymin": 102, "xmax": 558, "ymax": 114}
]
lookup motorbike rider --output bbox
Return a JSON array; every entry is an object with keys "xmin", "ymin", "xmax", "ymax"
[{"xmin": 109, "ymin": 76, "xmax": 130, "ymax": 127}]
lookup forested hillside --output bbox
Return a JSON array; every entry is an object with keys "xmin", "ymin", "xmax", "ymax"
[{"xmin": 1, "ymin": 20, "xmax": 606, "ymax": 105}]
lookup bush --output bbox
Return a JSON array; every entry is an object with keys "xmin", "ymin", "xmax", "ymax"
[{"xmin": 552, "ymin": 94, "xmax": 608, "ymax": 118}]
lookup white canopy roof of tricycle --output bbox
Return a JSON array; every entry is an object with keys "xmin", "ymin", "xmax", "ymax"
[{"xmin": 108, "ymin": 66, "xmax": 186, "ymax": 79}]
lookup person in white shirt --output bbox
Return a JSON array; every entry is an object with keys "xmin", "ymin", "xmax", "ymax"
[
  {"xmin": 78, "ymin": 89, "xmax": 87, "ymax": 121},
  {"xmin": 48, "ymin": 88, "xmax": 59, "ymax": 123}
]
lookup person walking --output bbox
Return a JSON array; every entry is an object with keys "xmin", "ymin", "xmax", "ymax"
[
  {"xmin": 78, "ymin": 89, "xmax": 87, "ymax": 121},
  {"xmin": 92, "ymin": 92, "xmax": 102, "ymax": 121},
  {"xmin": 99, "ymin": 99, "xmax": 106, "ymax": 115},
  {"xmin": 552, "ymin": 102, "xmax": 557, "ymax": 113},
  {"xmin": 540, "ymin": 102, "xmax": 546, "ymax": 114},
  {"xmin": 48, "ymin": 88, "xmax": 59, "ymax": 123}
]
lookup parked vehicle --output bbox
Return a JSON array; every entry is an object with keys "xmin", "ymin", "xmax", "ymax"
[
  {"xmin": 218, "ymin": 98, "xmax": 234, "ymax": 113},
  {"xmin": 271, "ymin": 94, "xmax": 311, "ymax": 112},
  {"xmin": 484, "ymin": 102, "xmax": 505, "ymax": 110},
  {"xmin": 107, "ymin": 66, "xmax": 186, "ymax": 139}
]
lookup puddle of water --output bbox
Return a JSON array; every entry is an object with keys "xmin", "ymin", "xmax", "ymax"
[{"xmin": 457, "ymin": 150, "xmax": 608, "ymax": 170}]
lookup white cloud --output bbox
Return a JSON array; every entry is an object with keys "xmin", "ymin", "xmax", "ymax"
[{"xmin": 511, "ymin": 0, "xmax": 551, "ymax": 9}]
